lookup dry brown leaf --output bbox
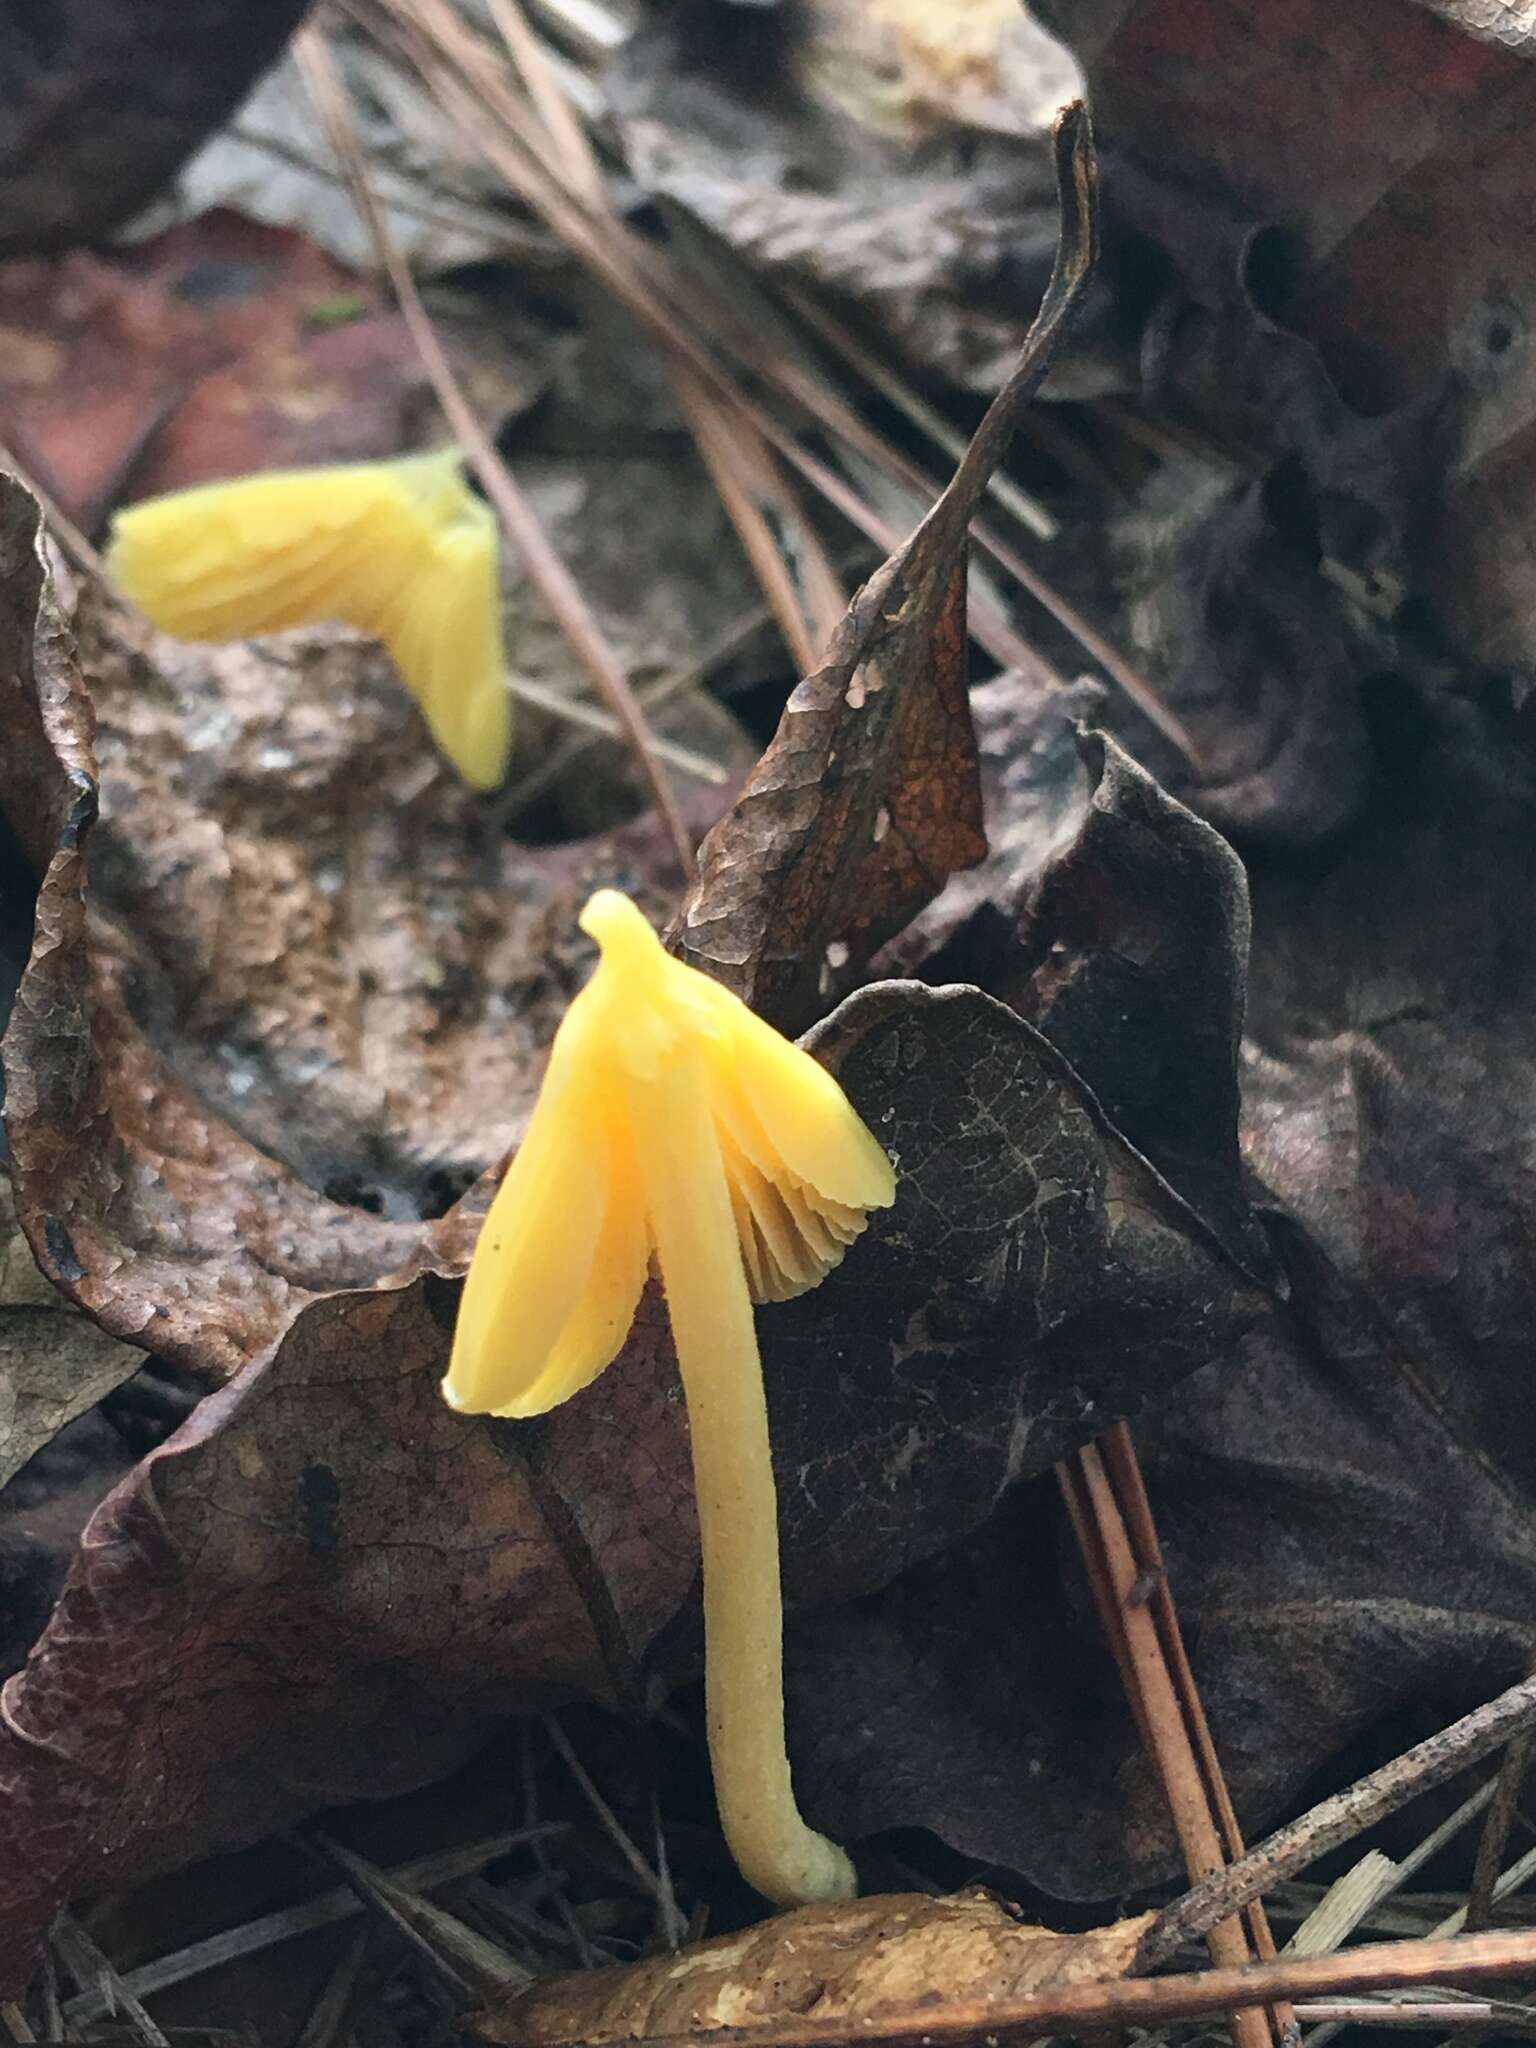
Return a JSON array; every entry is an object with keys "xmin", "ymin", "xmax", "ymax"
[
  {"xmin": 671, "ymin": 105, "xmax": 1097, "ymax": 1035},
  {"xmin": 472, "ymin": 1891, "xmax": 1153, "ymax": 2046},
  {"xmin": 0, "ymin": 1172, "xmax": 145, "ymax": 1495}
]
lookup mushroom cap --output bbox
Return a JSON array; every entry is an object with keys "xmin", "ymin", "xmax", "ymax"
[
  {"xmin": 444, "ymin": 890, "xmax": 897, "ymax": 1419},
  {"xmin": 106, "ymin": 450, "xmax": 512, "ymax": 791}
]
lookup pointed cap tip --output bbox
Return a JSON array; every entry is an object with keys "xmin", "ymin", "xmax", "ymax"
[{"xmin": 579, "ymin": 888, "xmax": 660, "ymax": 962}]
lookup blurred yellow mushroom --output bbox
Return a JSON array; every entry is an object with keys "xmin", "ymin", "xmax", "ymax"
[
  {"xmin": 105, "ymin": 449, "xmax": 511, "ymax": 791},
  {"xmin": 445, "ymin": 889, "xmax": 896, "ymax": 1905}
]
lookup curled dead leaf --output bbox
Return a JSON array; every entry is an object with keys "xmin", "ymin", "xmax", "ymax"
[
  {"xmin": 471, "ymin": 1890, "xmax": 1153, "ymax": 2046},
  {"xmin": 672, "ymin": 105, "xmax": 1099, "ymax": 1035}
]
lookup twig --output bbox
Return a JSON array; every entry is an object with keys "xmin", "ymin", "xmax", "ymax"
[
  {"xmin": 0, "ymin": 2003, "xmax": 35, "ymax": 2045},
  {"xmin": 523, "ymin": 1721, "xmax": 602, "ymax": 1969},
  {"xmin": 1297, "ymin": 1783, "xmax": 1497, "ymax": 1961},
  {"xmin": 544, "ymin": 1713, "xmax": 675, "ymax": 1916},
  {"xmin": 294, "ymin": 1929, "xmax": 371, "ymax": 2048},
  {"xmin": 587, "ymin": 1928, "xmax": 1536, "ymax": 2048},
  {"xmin": 671, "ymin": 368, "xmax": 843, "ymax": 676},
  {"xmin": 507, "ymin": 675, "xmax": 726, "ymax": 782},
  {"xmin": 1141, "ymin": 1671, "xmax": 1536, "ymax": 1968},
  {"xmin": 61, "ymin": 1830, "xmax": 561, "ymax": 2026},
  {"xmin": 37, "ymin": 1952, "xmax": 61, "ymax": 2046},
  {"xmin": 1058, "ymin": 1439, "xmax": 1274, "ymax": 2048},
  {"xmin": 1431, "ymin": 1844, "xmax": 1536, "ymax": 1940},
  {"xmin": 51, "ymin": 1917, "xmax": 171, "ymax": 2048},
  {"xmin": 780, "ymin": 284, "xmax": 1057, "ymax": 541},
  {"xmin": 293, "ymin": 23, "xmax": 696, "ymax": 879},
  {"xmin": 646, "ymin": 1730, "xmax": 685, "ymax": 1953},
  {"xmin": 1294, "ymin": 2003, "xmax": 1536, "ymax": 2032},
  {"xmin": 1468, "ymin": 1729, "xmax": 1533, "ymax": 1932},
  {"xmin": 304, "ymin": 1832, "xmax": 529, "ymax": 2004},
  {"xmin": 1100, "ymin": 1420, "xmax": 1290, "ymax": 2021}
]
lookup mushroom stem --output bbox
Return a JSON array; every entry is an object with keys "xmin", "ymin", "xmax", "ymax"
[{"xmin": 636, "ymin": 1056, "xmax": 857, "ymax": 1908}]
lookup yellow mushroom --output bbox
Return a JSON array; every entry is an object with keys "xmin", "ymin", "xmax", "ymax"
[
  {"xmin": 445, "ymin": 889, "xmax": 896, "ymax": 1905},
  {"xmin": 105, "ymin": 449, "xmax": 511, "ymax": 791}
]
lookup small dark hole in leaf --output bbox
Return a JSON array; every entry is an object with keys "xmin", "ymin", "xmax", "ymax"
[
  {"xmin": 321, "ymin": 1173, "xmax": 386, "ymax": 1216},
  {"xmin": 508, "ymin": 785, "xmax": 641, "ymax": 847},
  {"xmin": 1485, "ymin": 318, "xmax": 1515, "ymax": 357},
  {"xmin": 420, "ymin": 1164, "xmax": 478, "ymax": 1216},
  {"xmin": 171, "ymin": 260, "xmax": 269, "ymax": 305},
  {"xmin": 1261, "ymin": 456, "xmax": 1322, "ymax": 566},
  {"xmin": 1243, "ymin": 224, "xmax": 1304, "ymax": 322},
  {"xmin": 781, "ymin": 160, "xmax": 834, "ymax": 197},
  {"xmin": 1203, "ymin": 582, "xmax": 1246, "ymax": 644},
  {"xmin": 422, "ymin": 1272, "xmax": 464, "ymax": 1334}
]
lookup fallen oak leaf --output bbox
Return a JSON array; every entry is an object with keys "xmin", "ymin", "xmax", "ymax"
[
  {"xmin": 671, "ymin": 103, "xmax": 1099, "ymax": 1035},
  {"xmin": 469, "ymin": 1891, "xmax": 1153, "ymax": 2045},
  {"xmin": 880, "ymin": 703, "xmax": 1277, "ymax": 1288},
  {"xmin": 0, "ymin": 477, "xmax": 432, "ymax": 1372},
  {"xmin": 1007, "ymin": 730, "xmax": 1277, "ymax": 1285}
]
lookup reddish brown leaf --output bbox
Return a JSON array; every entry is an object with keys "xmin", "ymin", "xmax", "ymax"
[
  {"xmin": 671, "ymin": 105, "xmax": 1098, "ymax": 1034},
  {"xmin": 0, "ymin": 211, "xmax": 533, "ymax": 531}
]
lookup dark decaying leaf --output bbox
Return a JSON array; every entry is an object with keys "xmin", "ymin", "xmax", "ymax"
[
  {"xmin": 882, "ymin": 694, "xmax": 1274, "ymax": 1285},
  {"xmin": 1007, "ymin": 730, "xmax": 1276, "ymax": 1284},
  {"xmin": 0, "ymin": 0, "xmax": 313, "ymax": 254},
  {"xmin": 0, "ymin": 970, "xmax": 1270, "ymax": 1985},
  {"xmin": 672, "ymin": 106, "xmax": 1098, "ymax": 1034},
  {"xmin": 787, "ymin": 1260, "xmax": 1536, "ymax": 1900},
  {"xmin": 787, "ymin": 689, "xmax": 1536, "ymax": 1900},
  {"xmin": 1041, "ymin": 0, "xmax": 1536, "ymax": 706},
  {"xmin": 1098, "ymin": 457, "xmax": 1379, "ymax": 848},
  {"xmin": 609, "ymin": 0, "xmax": 1079, "ymax": 393},
  {"xmin": 1240, "ymin": 696, "xmax": 1536, "ymax": 1508}
]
